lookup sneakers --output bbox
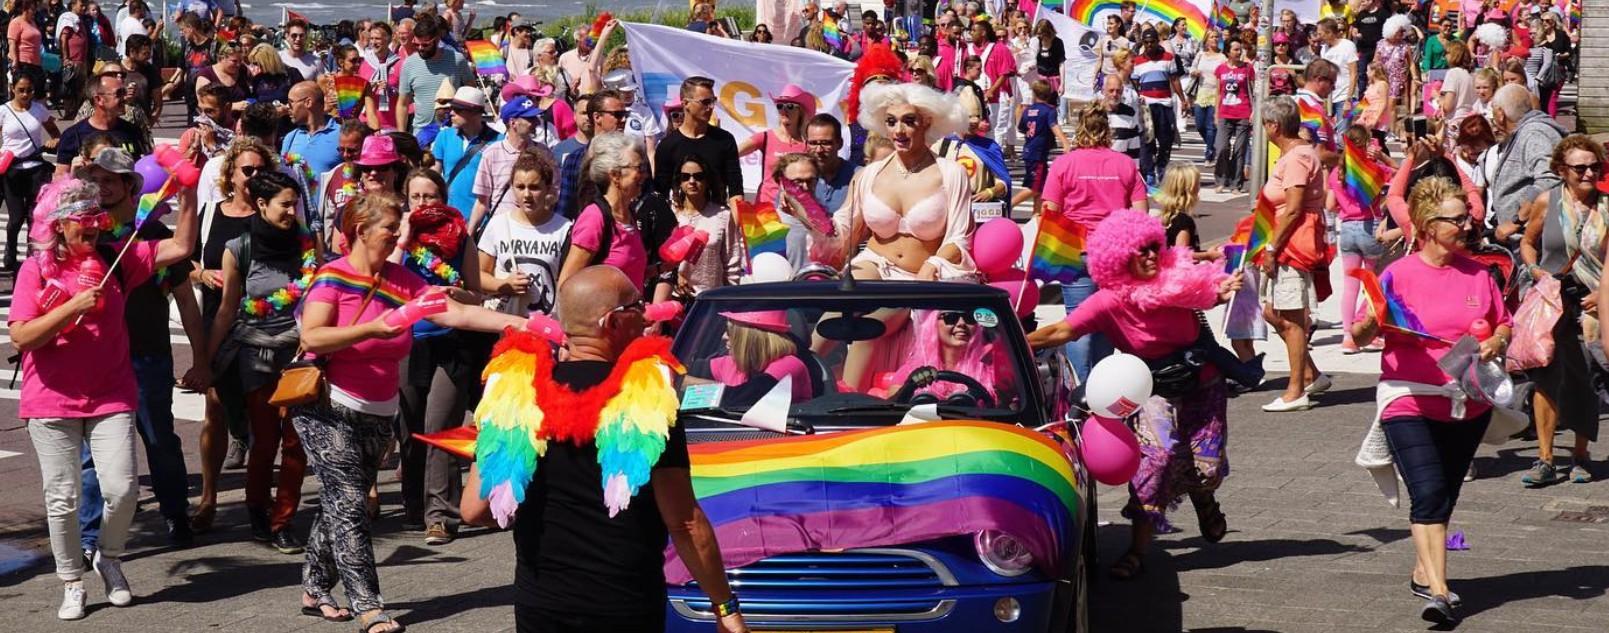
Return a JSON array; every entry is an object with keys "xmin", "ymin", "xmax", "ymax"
[
  {"xmin": 1568, "ymin": 459, "xmax": 1594, "ymax": 484},
  {"xmin": 1304, "ymin": 374, "xmax": 1334, "ymax": 396},
  {"xmin": 425, "ymin": 523, "xmax": 454, "ymax": 546},
  {"xmin": 167, "ymin": 518, "xmax": 195, "ymax": 548},
  {"xmin": 93, "ymin": 551, "xmax": 132, "ymax": 607},
  {"xmin": 1522, "ymin": 460, "xmax": 1564, "ymax": 488},
  {"xmin": 58, "ymin": 581, "xmax": 86, "ymax": 620},
  {"xmin": 1262, "ymin": 395, "xmax": 1313, "ymax": 412},
  {"xmin": 1420, "ymin": 594, "xmax": 1459, "ymax": 626},
  {"xmin": 271, "ymin": 529, "xmax": 305, "ymax": 555},
  {"xmin": 223, "ymin": 438, "xmax": 248, "ymax": 470},
  {"xmin": 249, "ymin": 508, "xmax": 272, "ymax": 542}
]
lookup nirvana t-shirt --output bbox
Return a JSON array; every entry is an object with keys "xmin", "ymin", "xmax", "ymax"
[
  {"xmin": 476, "ymin": 213, "xmax": 571, "ymax": 316},
  {"xmin": 513, "ymin": 361, "xmax": 691, "ymax": 614}
]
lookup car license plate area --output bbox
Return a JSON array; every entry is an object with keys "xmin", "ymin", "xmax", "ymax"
[
  {"xmin": 972, "ymin": 201, "xmax": 1005, "ymax": 220},
  {"xmin": 755, "ymin": 629, "xmax": 894, "ymax": 633}
]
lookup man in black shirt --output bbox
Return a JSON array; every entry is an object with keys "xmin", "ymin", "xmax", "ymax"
[
  {"xmin": 1351, "ymin": 0, "xmax": 1393, "ymax": 100},
  {"xmin": 462, "ymin": 266, "xmax": 748, "ymax": 633},
  {"xmin": 653, "ymin": 76, "xmax": 745, "ymax": 205},
  {"xmin": 55, "ymin": 74, "xmax": 152, "ymax": 177}
]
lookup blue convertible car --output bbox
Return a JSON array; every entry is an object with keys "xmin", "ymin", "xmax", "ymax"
[{"xmin": 664, "ymin": 280, "xmax": 1094, "ymax": 632}]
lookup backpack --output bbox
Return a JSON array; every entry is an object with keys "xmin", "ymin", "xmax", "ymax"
[{"xmin": 557, "ymin": 196, "xmax": 616, "ymax": 269}]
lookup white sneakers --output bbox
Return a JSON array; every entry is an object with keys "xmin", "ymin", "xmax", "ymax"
[
  {"xmin": 92, "ymin": 551, "xmax": 133, "ymax": 607},
  {"xmin": 58, "ymin": 581, "xmax": 86, "ymax": 620}
]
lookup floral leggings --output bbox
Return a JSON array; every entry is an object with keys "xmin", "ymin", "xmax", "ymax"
[
  {"xmin": 292, "ymin": 401, "xmax": 394, "ymax": 614},
  {"xmin": 1121, "ymin": 381, "xmax": 1230, "ymax": 533}
]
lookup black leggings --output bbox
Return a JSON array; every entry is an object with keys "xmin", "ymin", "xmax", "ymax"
[
  {"xmin": 3, "ymin": 162, "xmax": 49, "ymax": 269},
  {"xmin": 1382, "ymin": 413, "xmax": 1490, "ymax": 524}
]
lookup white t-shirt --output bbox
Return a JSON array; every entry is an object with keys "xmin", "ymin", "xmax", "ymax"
[
  {"xmin": 1321, "ymin": 39, "xmax": 1359, "ymax": 104},
  {"xmin": 0, "ymin": 102, "xmax": 50, "ymax": 169},
  {"xmin": 624, "ymin": 99, "xmax": 664, "ymax": 144},
  {"xmin": 476, "ymin": 213, "xmax": 572, "ymax": 316},
  {"xmin": 117, "ymin": 15, "xmax": 148, "ymax": 57},
  {"xmin": 281, "ymin": 49, "xmax": 325, "ymax": 80}
]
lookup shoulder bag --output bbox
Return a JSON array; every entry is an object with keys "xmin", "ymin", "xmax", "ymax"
[{"xmin": 267, "ymin": 275, "xmax": 382, "ymax": 408}]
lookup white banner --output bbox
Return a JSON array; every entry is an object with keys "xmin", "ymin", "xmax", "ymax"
[
  {"xmin": 1038, "ymin": 8, "xmax": 1101, "ymax": 102},
  {"xmin": 1274, "ymin": 0, "xmax": 1323, "ymax": 24},
  {"xmin": 622, "ymin": 22, "xmax": 854, "ymax": 190}
]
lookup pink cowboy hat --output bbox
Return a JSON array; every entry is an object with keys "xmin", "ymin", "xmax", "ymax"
[
  {"xmin": 721, "ymin": 310, "xmax": 791, "ymax": 334},
  {"xmin": 499, "ymin": 74, "xmax": 554, "ymax": 103},
  {"xmin": 770, "ymin": 84, "xmax": 817, "ymax": 119},
  {"xmin": 355, "ymin": 135, "xmax": 403, "ymax": 167},
  {"xmin": 662, "ymin": 94, "xmax": 684, "ymax": 114}
]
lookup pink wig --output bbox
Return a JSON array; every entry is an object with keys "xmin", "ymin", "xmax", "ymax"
[
  {"xmin": 1085, "ymin": 209, "xmax": 1227, "ymax": 312},
  {"xmin": 891, "ymin": 310, "xmax": 1001, "ymax": 399},
  {"xmin": 32, "ymin": 177, "xmax": 102, "ymax": 280}
]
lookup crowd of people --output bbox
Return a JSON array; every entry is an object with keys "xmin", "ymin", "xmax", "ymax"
[{"xmin": 5, "ymin": 0, "xmax": 1598, "ymax": 631}]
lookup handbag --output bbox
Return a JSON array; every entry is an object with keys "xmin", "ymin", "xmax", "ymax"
[
  {"xmin": 1505, "ymin": 274, "xmax": 1562, "ymax": 372},
  {"xmin": 267, "ymin": 277, "xmax": 382, "ymax": 408}
]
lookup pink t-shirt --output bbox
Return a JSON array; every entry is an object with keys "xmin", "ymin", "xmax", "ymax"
[
  {"xmin": 1360, "ymin": 255, "xmax": 1512, "ymax": 422},
  {"xmin": 8, "ymin": 19, "xmax": 42, "ymax": 67},
  {"xmin": 1328, "ymin": 166, "xmax": 1387, "ymax": 222},
  {"xmin": 1264, "ymin": 143, "xmax": 1325, "ymax": 215},
  {"xmin": 710, "ymin": 355, "xmax": 814, "ymax": 400},
  {"xmin": 1063, "ymin": 290, "xmax": 1199, "ymax": 360},
  {"xmin": 9, "ymin": 244, "xmax": 159, "ymax": 419},
  {"xmin": 1214, "ymin": 62, "xmax": 1254, "ymax": 120},
  {"xmin": 303, "ymin": 257, "xmax": 428, "ymax": 405},
  {"xmin": 969, "ymin": 41, "xmax": 1018, "ymax": 99},
  {"xmin": 746, "ymin": 129, "xmax": 807, "ymax": 206},
  {"xmin": 1043, "ymin": 147, "xmax": 1148, "ymax": 229},
  {"xmin": 571, "ymin": 203, "xmax": 648, "ymax": 292},
  {"xmin": 358, "ymin": 55, "xmax": 402, "ymax": 129}
]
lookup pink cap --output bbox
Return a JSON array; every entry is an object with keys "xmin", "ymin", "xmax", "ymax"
[{"xmin": 721, "ymin": 310, "xmax": 791, "ymax": 334}]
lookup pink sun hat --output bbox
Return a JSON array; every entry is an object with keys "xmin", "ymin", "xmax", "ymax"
[
  {"xmin": 770, "ymin": 84, "xmax": 817, "ymax": 119},
  {"xmin": 721, "ymin": 310, "xmax": 791, "ymax": 334},
  {"xmin": 355, "ymin": 134, "xmax": 404, "ymax": 167}
]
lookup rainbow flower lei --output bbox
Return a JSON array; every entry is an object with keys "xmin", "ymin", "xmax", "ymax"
[
  {"xmin": 241, "ymin": 229, "xmax": 318, "ymax": 317},
  {"xmin": 406, "ymin": 245, "xmax": 460, "ymax": 285}
]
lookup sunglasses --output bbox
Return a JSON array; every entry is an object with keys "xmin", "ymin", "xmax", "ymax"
[
  {"xmin": 777, "ymin": 102, "xmax": 802, "ymax": 112},
  {"xmin": 806, "ymin": 139, "xmax": 837, "ymax": 147},
  {"xmin": 1430, "ymin": 214, "xmax": 1474, "ymax": 229},
  {"xmin": 597, "ymin": 109, "xmax": 628, "ymax": 120},
  {"xmin": 1565, "ymin": 162, "xmax": 1602, "ymax": 177},
  {"xmin": 357, "ymin": 163, "xmax": 394, "ymax": 174},
  {"xmin": 693, "ymin": 96, "xmax": 718, "ymax": 108},
  {"xmin": 1136, "ymin": 243, "xmax": 1161, "ymax": 256},
  {"xmin": 884, "ymin": 114, "xmax": 922, "ymax": 128},
  {"xmin": 677, "ymin": 171, "xmax": 706, "ymax": 183},
  {"xmin": 64, "ymin": 212, "xmax": 113, "ymax": 230},
  {"xmin": 939, "ymin": 311, "xmax": 977, "ymax": 326},
  {"xmin": 239, "ymin": 165, "xmax": 262, "ymax": 178}
]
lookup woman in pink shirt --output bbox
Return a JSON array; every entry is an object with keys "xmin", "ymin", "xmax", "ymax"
[
  {"xmin": 1029, "ymin": 209, "xmax": 1243, "ymax": 582},
  {"xmin": 1330, "ymin": 125, "xmax": 1398, "ymax": 354},
  {"xmin": 1040, "ymin": 102, "xmax": 1147, "ymax": 382},
  {"xmin": 292, "ymin": 193, "xmax": 525, "ymax": 632},
  {"xmin": 737, "ymin": 84, "xmax": 813, "ymax": 207},
  {"xmin": 1351, "ymin": 176, "xmax": 1511, "ymax": 626},
  {"xmin": 12, "ymin": 177, "xmax": 197, "ymax": 620},
  {"xmin": 7, "ymin": 0, "xmax": 44, "ymax": 73}
]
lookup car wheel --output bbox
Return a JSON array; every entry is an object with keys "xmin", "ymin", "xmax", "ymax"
[{"xmin": 1074, "ymin": 494, "xmax": 1095, "ymax": 632}]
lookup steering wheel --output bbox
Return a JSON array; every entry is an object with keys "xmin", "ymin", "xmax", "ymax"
[{"xmin": 890, "ymin": 367, "xmax": 996, "ymax": 408}]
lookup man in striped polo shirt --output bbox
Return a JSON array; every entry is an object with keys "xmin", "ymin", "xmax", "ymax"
[{"xmin": 1130, "ymin": 27, "xmax": 1190, "ymax": 184}]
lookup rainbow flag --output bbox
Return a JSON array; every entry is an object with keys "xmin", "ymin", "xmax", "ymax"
[
  {"xmin": 413, "ymin": 426, "xmax": 478, "ymax": 460},
  {"xmin": 583, "ymin": 12, "xmax": 612, "ymax": 49},
  {"xmin": 822, "ymin": 14, "xmax": 846, "ymax": 50},
  {"xmin": 662, "ymin": 421, "xmax": 1083, "ymax": 584},
  {"xmin": 1029, "ymin": 213, "xmax": 1087, "ymax": 283},
  {"xmin": 1342, "ymin": 134, "xmax": 1387, "ymax": 211},
  {"xmin": 1341, "ymin": 97, "xmax": 1367, "ymax": 128},
  {"xmin": 1296, "ymin": 97, "xmax": 1336, "ymax": 150},
  {"xmin": 134, "ymin": 176, "xmax": 182, "ymax": 230},
  {"xmin": 1212, "ymin": 0, "xmax": 1235, "ymax": 28},
  {"xmin": 466, "ymin": 40, "xmax": 507, "ymax": 77},
  {"xmin": 333, "ymin": 75, "xmax": 366, "ymax": 119},
  {"xmin": 1349, "ymin": 268, "xmax": 1447, "ymax": 342},
  {"xmin": 734, "ymin": 200, "xmax": 789, "ymax": 260},
  {"xmin": 1068, "ymin": 0, "xmax": 1208, "ymax": 38},
  {"xmin": 1243, "ymin": 193, "xmax": 1276, "ymax": 263}
]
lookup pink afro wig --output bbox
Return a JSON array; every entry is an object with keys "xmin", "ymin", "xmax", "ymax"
[{"xmin": 1085, "ymin": 209, "xmax": 1227, "ymax": 312}]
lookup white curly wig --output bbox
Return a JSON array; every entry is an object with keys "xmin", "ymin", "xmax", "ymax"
[
  {"xmin": 1382, "ymin": 14, "xmax": 1414, "ymax": 41},
  {"xmin": 857, "ymin": 82, "xmax": 967, "ymax": 142},
  {"xmin": 1474, "ymin": 23, "xmax": 1508, "ymax": 50}
]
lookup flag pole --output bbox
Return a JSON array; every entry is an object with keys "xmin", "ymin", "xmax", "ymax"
[{"xmin": 1015, "ymin": 215, "xmax": 1048, "ymax": 318}]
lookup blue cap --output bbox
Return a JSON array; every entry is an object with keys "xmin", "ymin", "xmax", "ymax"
[{"xmin": 500, "ymin": 96, "xmax": 543, "ymax": 122}]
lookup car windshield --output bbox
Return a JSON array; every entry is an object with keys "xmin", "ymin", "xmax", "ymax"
[{"xmin": 674, "ymin": 287, "xmax": 1036, "ymax": 431}]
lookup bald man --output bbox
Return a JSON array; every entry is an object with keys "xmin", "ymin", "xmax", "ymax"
[
  {"xmin": 462, "ymin": 266, "xmax": 750, "ymax": 633},
  {"xmin": 282, "ymin": 80, "xmax": 343, "ymax": 177}
]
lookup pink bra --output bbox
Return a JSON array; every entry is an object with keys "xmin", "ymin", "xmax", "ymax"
[{"xmin": 863, "ymin": 192, "xmax": 947, "ymax": 241}]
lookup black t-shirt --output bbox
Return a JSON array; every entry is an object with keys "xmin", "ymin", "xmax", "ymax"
[
  {"xmin": 1036, "ymin": 37, "xmax": 1066, "ymax": 76},
  {"xmin": 56, "ymin": 118, "xmax": 152, "ymax": 167},
  {"xmin": 513, "ymin": 360, "xmax": 692, "ymax": 615},
  {"xmin": 652, "ymin": 125, "xmax": 743, "ymax": 201},
  {"xmin": 115, "ymin": 222, "xmax": 195, "ymax": 358},
  {"xmin": 1165, "ymin": 214, "xmax": 1200, "ymax": 252},
  {"xmin": 1353, "ymin": 6, "xmax": 1393, "ymax": 53},
  {"xmin": 195, "ymin": 205, "xmax": 253, "ymax": 325}
]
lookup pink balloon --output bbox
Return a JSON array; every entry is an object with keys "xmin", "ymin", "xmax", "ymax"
[
  {"xmin": 970, "ymin": 218, "xmax": 1023, "ymax": 276},
  {"xmin": 1080, "ymin": 415, "xmax": 1141, "ymax": 486},
  {"xmin": 986, "ymin": 267, "xmax": 1040, "ymax": 317}
]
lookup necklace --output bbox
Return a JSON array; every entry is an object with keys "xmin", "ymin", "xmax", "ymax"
[
  {"xmin": 406, "ymin": 245, "xmax": 461, "ymax": 285},
  {"xmin": 240, "ymin": 228, "xmax": 317, "ymax": 317},
  {"xmin": 892, "ymin": 154, "xmax": 933, "ymax": 178}
]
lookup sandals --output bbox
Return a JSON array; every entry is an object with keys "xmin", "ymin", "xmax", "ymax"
[
  {"xmin": 1107, "ymin": 551, "xmax": 1145, "ymax": 581},
  {"xmin": 358, "ymin": 611, "xmax": 406, "ymax": 633},
  {"xmin": 189, "ymin": 504, "xmax": 216, "ymax": 534},
  {"xmin": 1196, "ymin": 498, "xmax": 1229, "ymax": 544},
  {"xmin": 300, "ymin": 594, "xmax": 353, "ymax": 622}
]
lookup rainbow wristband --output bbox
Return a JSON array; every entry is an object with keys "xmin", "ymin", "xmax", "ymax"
[{"xmin": 712, "ymin": 596, "xmax": 740, "ymax": 618}]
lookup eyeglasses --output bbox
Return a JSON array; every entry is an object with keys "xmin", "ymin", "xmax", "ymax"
[
  {"xmin": 884, "ymin": 114, "xmax": 922, "ymax": 128},
  {"xmin": 1430, "ymin": 214, "xmax": 1474, "ymax": 229},
  {"xmin": 693, "ymin": 96, "xmax": 718, "ymax": 108},
  {"xmin": 1564, "ymin": 162, "xmax": 1602, "ymax": 177},
  {"xmin": 938, "ymin": 311, "xmax": 977, "ymax": 326},
  {"xmin": 618, "ymin": 162, "xmax": 645, "ymax": 174},
  {"xmin": 65, "ymin": 212, "xmax": 113, "ymax": 230},
  {"xmin": 677, "ymin": 171, "xmax": 706, "ymax": 183}
]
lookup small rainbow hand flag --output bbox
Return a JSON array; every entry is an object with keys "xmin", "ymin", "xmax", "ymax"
[
  {"xmin": 735, "ymin": 200, "xmax": 789, "ymax": 261},
  {"xmin": 333, "ymin": 75, "xmax": 366, "ymax": 119},
  {"xmin": 1243, "ymin": 193, "xmax": 1277, "ymax": 263},
  {"xmin": 467, "ymin": 40, "xmax": 508, "ymax": 77},
  {"xmin": 1212, "ymin": 0, "xmax": 1235, "ymax": 27},
  {"xmin": 135, "ymin": 176, "xmax": 182, "ymax": 230},
  {"xmin": 1296, "ymin": 97, "xmax": 1336, "ymax": 150},
  {"xmin": 822, "ymin": 14, "xmax": 846, "ymax": 50},
  {"xmin": 1342, "ymin": 134, "xmax": 1388, "ymax": 211},
  {"xmin": 1028, "ymin": 213, "xmax": 1087, "ymax": 284},
  {"xmin": 1349, "ymin": 268, "xmax": 1448, "ymax": 342}
]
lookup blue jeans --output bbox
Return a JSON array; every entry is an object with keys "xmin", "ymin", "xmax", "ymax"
[
  {"xmin": 81, "ymin": 355, "xmax": 190, "ymax": 549},
  {"xmin": 1061, "ymin": 273, "xmax": 1113, "ymax": 384},
  {"xmin": 1193, "ymin": 105, "xmax": 1217, "ymax": 162}
]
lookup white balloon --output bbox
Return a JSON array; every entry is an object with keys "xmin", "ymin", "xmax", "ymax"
[
  {"xmin": 749, "ymin": 252, "xmax": 794, "ymax": 283},
  {"xmin": 1084, "ymin": 354, "xmax": 1154, "ymax": 418}
]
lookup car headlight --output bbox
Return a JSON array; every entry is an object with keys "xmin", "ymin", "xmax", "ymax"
[{"xmin": 974, "ymin": 530, "xmax": 1034, "ymax": 577}]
